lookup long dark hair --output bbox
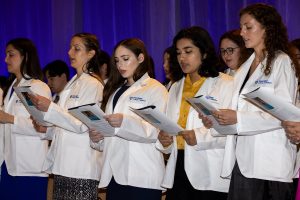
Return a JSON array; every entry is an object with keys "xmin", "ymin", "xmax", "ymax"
[
  {"xmin": 5, "ymin": 38, "xmax": 43, "ymax": 98},
  {"xmin": 72, "ymin": 33, "xmax": 103, "ymax": 82},
  {"xmin": 101, "ymin": 38, "xmax": 151, "ymax": 110},
  {"xmin": 289, "ymin": 39, "xmax": 300, "ymax": 78},
  {"xmin": 240, "ymin": 3, "xmax": 290, "ymax": 76},
  {"xmin": 163, "ymin": 46, "xmax": 174, "ymax": 84},
  {"xmin": 170, "ymin": 26, "xmax": 220, "ymax": 82}
]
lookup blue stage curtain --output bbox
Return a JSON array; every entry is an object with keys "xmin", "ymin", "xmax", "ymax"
[{"xmin": 0, "ymin": 0, "xmax": 299, "ymax": 82}]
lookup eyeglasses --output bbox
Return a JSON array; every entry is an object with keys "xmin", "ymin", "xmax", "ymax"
[{"xmin": 220, "ymin": 47, "xmax": 239, "ymax": 56}]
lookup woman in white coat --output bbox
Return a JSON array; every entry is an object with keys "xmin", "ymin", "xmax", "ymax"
[
  {"xmin": 30, "ymin": 33, "xmax": 104, "ymax": 200},
  {"xmin": 0, "ymin": 38, "xmax": 51, "ymax": 199},
  {"xmin": 212, "ymin": 4, "xmax": 298, "ymax": 200},
  {"xmin": 157, "ymin": 26, "xmax": 233, "ymax": 200},
  {"xmin": 89, "ymin": 38, "xmax": 168, "ymax": 200},
  {"xmin": 219, "ymin": 29, "xmax": 252, "ymax": 76}
]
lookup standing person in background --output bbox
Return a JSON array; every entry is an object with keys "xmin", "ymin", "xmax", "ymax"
[
  {"xmin": 42, "ymin": 59, "xmax": 70, "ymax": 199},
  {"xmin": 30, "ymin": 33, "xmax": 104, "ymax": 200},
  {"xmin": 212, "ymin": 4, "xmax": 297, "ymax": 200},
  {"xmin": 157, "ymin": 26, "xmax": 233, "ymax": 200},
  {"xmin": 0, "ymin": 75, "xmax": 7, "ymax": 182},
  {"xmin": 283, "ymin": 38, "xmax": 300, "ymax": 200},
  {"xmin": 97, "ymin": 50, "xmax": 111, "ymax": 84},
  {"xmin": 89, "ymin": 38, "xmax": 168, "ymax": 200},
  {"xmin": 290, "ymin": 39, "xmax": 300, "ymax": 107},
  {"xmin": 0, "ymin": 76, "xmax": 9, "ymax": 98},
  {"xmin": 162, "ymin": 47, "xmax": 175, "ymax": 90},
  {"xmin": 290, "ymin": 39, "xmax": 300, "ymax": 67},
  {"xmin": 219, "ymin": 29, "xmax": 252, "ymax": 76},
  {"xmin": 43, "ymin": 59, "xmax": 70, "ymax": 102},
  {"xmin": 0, "ymin": 38, "xmax": 51, "ymax": 199},
  {"xmin": 148, "ymin": 56, "xmax": 156, "ymax": 78}
]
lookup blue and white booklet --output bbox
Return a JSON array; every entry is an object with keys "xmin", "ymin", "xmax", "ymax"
[
  {"xmin": 68, "ymin": 103, "xmax": 115, "ymax": 137},
  {"xmin": 186, "ymin": 95, "xmax": 237, "ymax": 135},
  {"xmin": 130, "ymin": 105, "xmax": 183, "ymax": 136},
  {"xmin": 243, "ymin": 87, "xmax": 300, "ymax": 121},
  {"xmin": 14, "ymin": 86, "xmax": 52, "ymax": 126}
]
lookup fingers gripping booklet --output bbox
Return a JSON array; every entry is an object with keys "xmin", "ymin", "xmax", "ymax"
[
  {"xmin": 129, "ymin": 105, "xmax": 183, "ymax": 136},
  {"xmin": 243, "ymin": 87, "xmax": 300, "ymax": 121},
  {"xmin": 14, "ymin": 86, "xmax": 52, "ymax": 126},
  {"xmin": 186, "ymin": 95, "xmax": 237, "ymax": 135},
  {"xmin": 68, "ymin": 103, "xmax": 115, "ymax": 137}
]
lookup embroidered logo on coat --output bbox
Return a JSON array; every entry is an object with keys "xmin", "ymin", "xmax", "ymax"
[
  {"xmin": 205, "ymin": 96, "xmax": 217, "ymax": 101},
  {"xmin": 255, "ymin": 80, "xmax": 272, "ymax": 84},
  {"xmin": 70, "ymin": 94, "xmax": 79, "ymax": 99},
  {"xmin": 129, "ymin": 96, "xmax": 146, "ymax": 103}
]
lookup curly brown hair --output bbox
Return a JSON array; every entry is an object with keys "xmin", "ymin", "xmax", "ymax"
[{"xmin": 240, "ymin": 3, "xmax": 289, "ymax": 76}]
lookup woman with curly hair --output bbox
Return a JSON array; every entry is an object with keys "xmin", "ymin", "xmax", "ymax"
[{"xmin": 211, "ymin": 3, "xmax": 297, "ymax": 200}]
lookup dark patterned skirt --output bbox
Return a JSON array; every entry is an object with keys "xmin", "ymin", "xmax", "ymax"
[{"xmin": 53, "ymin": 175, "xmax": 99, "ymax": 200}]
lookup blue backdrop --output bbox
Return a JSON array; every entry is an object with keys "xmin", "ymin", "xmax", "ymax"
[{"xmin": 1, "ymin": 0, "xmax": 300, "ymax": 82}]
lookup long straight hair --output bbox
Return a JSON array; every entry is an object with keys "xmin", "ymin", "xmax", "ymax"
[
  {"xmin": 101, "ymin": 38, "xmax": 151, "ymax": 110},
  {"xmin": 5, "ymin": 38, "xmax": 43, "ymax": 98}
]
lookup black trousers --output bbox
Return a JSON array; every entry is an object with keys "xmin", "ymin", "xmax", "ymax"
[
  {"xmin": 227, "ymin": 163, "xmax": 294, "ymax": 200},
  {"xmin": 106, "ymin": 177, "xmax": 162, "ymax": 200},
  {"xmin": 166, "ymin": 150, "xmax": 228, "ymax": 200}
]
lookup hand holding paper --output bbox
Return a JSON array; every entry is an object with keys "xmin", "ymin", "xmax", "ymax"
[
  {"xmin": 14, "ymin": 86, "xmax": 52, "ymax": 126},
  {"xmin": 68, "ymin": 103, "xmax": 115, "ymax": 137},
  {"xmin": 0, "ymin": 110, "xmax": 14, "ymax": 124},
  {"xmin": 213, "ymin": 109, "xmax": 237, "ymax": 125},
  {"xmin": 198, "ymin": 114, "xmax": 213, "ymax": 129},
  {"xmin": 32, "ymin": 118, "xmax": 47, "ymax": 133},
  {"xmin": 105, "ymin": 113, "xmax": 123, "ymax": 127},
  {"xmin": 89, "ymin": 129, "xmax": 104, "ymax": 143},
  {"xmin": 180, "ymin": 130, "xmax": 197, "ymax": 146},
  {"xmin": 28, "ymin": 93, "xmax": 51, "ymax": 112},
  {"xmin": 157, "ymin": 130, "xmax": 174, "ymax": 147},
  {"xmin": 186, "ymin": 95, "xmax": 237, "ymax": 135}
]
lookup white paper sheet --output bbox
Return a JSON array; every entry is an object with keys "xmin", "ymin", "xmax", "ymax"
[
  {"xmin": 14, "ymin": 86, "xmax": 52, "ymax": 126},
  {"xmin": 186, "ymin": 95, "xmax": 237, "ymax": 135},
  {"xmin": 68, "ymin": 103, "xmax": 115, "ymax": 137},
  {"xmin": 243, "ymin": 87, "xmax": 300, "ymax": 121},
  {"xmin": 130, "ymin": 105, "xmax": 183, "ymax": 136}
]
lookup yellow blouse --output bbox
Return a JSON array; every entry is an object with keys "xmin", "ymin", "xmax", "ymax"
[{"xmin": 176, "ymin": 75, "xmax": 206, "ymax": 149}]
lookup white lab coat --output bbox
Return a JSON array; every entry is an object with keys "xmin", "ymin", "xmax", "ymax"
[
  {"xmin": 0, "ymin": 78, "xmax": 51, "ymax": 176},
  {"xmin": 156, "ymin": 73, "xmax": 233, "ymax": 192},
  {"xmin": 97, "ymin": 73, "xmax": 168, "ymax": 190},
  {"xmin": 221, "ymin": 52, "xmax": 298, "ymax": 182},
  {"xmin": 42, "ymin": 73, "xmax": 103, "ymax": 180}
]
